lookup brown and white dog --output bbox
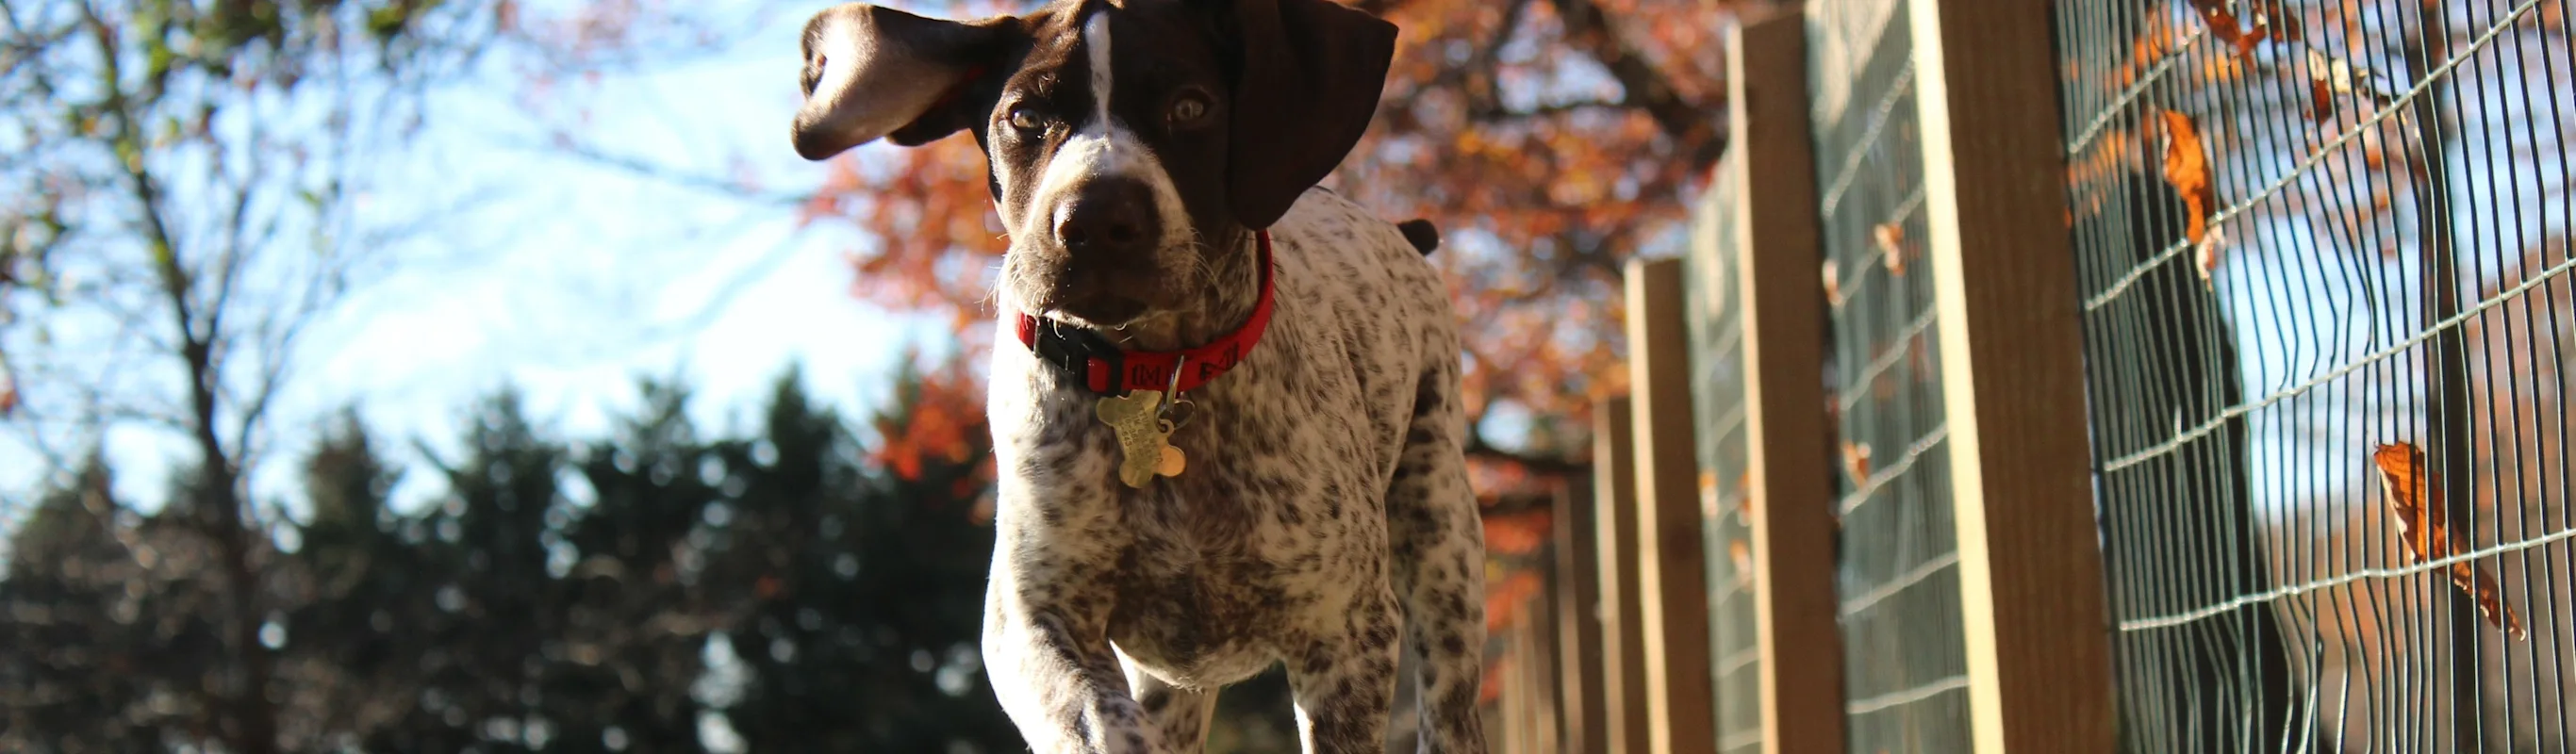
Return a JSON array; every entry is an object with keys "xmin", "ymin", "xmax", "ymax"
[{"xmin": 788, "ymin": 1, "xmax": 1485, "ymax": 750}]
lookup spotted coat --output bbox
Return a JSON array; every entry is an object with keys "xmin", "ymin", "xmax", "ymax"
[{"xmin": 789, "ymin": 1, "xmax": 1486, "ymax": 750}]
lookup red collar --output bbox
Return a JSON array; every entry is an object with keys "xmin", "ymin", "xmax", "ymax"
[{"xmin": 1013, "ymin": 232, "xmax": 1275, "ymax": 397}]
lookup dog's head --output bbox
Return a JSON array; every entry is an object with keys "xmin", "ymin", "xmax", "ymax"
[{"xmin": 789, "ymin": 0, "xmax": 1395, "ymax": 328}]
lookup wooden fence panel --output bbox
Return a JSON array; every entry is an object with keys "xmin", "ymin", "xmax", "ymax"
[
  {"xmin": 1907, "ymin": 0, "xmax": 2113, "ymax": 749},
  {"xmin": 1626, "ymin": 257, "xmax": 1716, "ymax": 754},
  {"xmin": 1593, "ymin": 397, "xmax": 1653, "ymax": 753}
]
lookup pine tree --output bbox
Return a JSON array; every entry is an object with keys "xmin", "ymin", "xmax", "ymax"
[
  {"xmin": 712, "ymin": 366, "xmax": 1023, "ymax": 752},
  {"xmin": 0, "ymin": 461, "xmax": 228, "ymax": 751}
]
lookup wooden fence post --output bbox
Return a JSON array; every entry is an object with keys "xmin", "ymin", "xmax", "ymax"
[
  {"xmin": 1726, "ymin": 10, "xmax": 1848, "ymax": 754},
  {"xmin": 1906, "ymin": 0, "xmax": 2114, "ymax": 750},
  {"xmin": 1554, "ymin": 483, "xmax": 1609, "ymax": 754},
  {"xmin": 1593, "ymin": 397, "xmax": 1653, "ymax": 754},
  {"xmin": 1625, "ymin": 257, "xmax": 1716, "ymax": 754}
]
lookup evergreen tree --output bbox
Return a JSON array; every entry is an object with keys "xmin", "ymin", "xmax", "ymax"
[
  {"xmin": 546, "ymin": 381, "xmax": 724, "ymax": 753},
  {"xmin": 712, "ymin": 367, "xmax": 1022, "ymax": 752},
  {"xmin": 0, "ymin": 462, "xmax": 230, "ymax": 751}
]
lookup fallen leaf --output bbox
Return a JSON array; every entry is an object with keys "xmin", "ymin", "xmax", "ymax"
[
  {"xmin": 1841, "ymin": 441, "xmax": 1874, "ymax": 484},
  {"xmin": 1874, "ymin": 222, "xmax": 1907, "ymax": 276},
  {"xmin": 1735, "ymin": 472, "xmax": 1752, "ymax": 520},
  {"xmin": 1728, "ymin": 538, "xmax": 1753, "ymax": 584},
  {"xmin": 2158, "ymin": 108, "xmax": 2217, "ymax": 249},
  {"xmin": 2372, "ymin": 442, "xmax": 2527, "ymax": 640},
  {"xmin": 1822, "ymin": 259, "xmax": 1843, "ymax": 307}
]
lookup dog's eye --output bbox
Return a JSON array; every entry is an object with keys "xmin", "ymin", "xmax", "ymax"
[
  {"xmin": 1168, "ymin": 93, "xmax": 1211, "ymax": 125},
  {"xmin": 1008, "ymin": 106, "xmax": 1049, "ymax": 133}
]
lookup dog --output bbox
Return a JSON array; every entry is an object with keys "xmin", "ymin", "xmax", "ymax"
[{"xmin": 787, "ymin": 0, "xmax": 1487, "ymax": 751}]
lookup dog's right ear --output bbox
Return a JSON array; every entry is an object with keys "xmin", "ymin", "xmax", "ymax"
[{"xmin": 791, "ymin": 4, "xmax": 1016, "ymax": 161}]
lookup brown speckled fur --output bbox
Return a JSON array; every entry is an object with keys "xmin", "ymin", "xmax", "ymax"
[{"xmin": 791, "ymin": 1, "xmax": 1485, "ymax": 751}]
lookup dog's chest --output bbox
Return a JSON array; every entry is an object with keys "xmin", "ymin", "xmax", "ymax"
[{"xmin": 1094, "ymin": 388, "xmax": 1386, "ymax": 680}]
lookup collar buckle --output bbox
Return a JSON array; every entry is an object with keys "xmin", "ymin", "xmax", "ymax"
[{"xmin": 1029, "ymin": 320, "xmax": 1128, "ymax": 397}]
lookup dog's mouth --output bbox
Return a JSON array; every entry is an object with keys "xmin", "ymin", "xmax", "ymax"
[
  {"xmin": 1040, "ymin": 291, "xmax": 1152, "ymax": 329},
  {"xmin": 1013, "ymin": 254, "xmax": 1174, "ymax": 329}
]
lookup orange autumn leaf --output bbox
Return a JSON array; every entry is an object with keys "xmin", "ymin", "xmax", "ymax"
[
  {"xmin": 2188, "ymin": 0, "xmax": 2258, "ymax": 56},
  {"xmin": 1840, "ymin": 441, "xmax": 1874, "ymax": 484},
  {"xmin": 1480, "ymin": 508, "xmax": 1552, "ymax": 556},
  {"xmin": 1735, "ymin": 471, "xmax": 1752, "ymax": 520},
  {"xmin": 2370, "ymin": 442, "xmax": 2527, "ymax": 640},
  {"xmin": 1727, "ymin": 538, "xmax": 1753, "ymax": 586},
  {"xmin": 2304, "ymin": 49, "xmax": 2337, "ymax": 123},
  {"xmin": 2158, "ymin": 108, "xmax": 2217, "ymax": 250},
  {"xmin": 2189, "ymin": 0, "xmax": 2300, "ymax": 57},
  {"xmin": 2195, "ymin": 226, "xmax": 2227, "ymax": 289},
  {"xmin": 1874, "ymin": 222, "xmax": 1907, "ymax": 276},
  {"xmin": 1822, "ymin": 259, "xmax": 1844, "ymax": 307}
]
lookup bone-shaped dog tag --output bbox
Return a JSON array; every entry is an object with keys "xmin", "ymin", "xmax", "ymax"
[{"xmin": 1096, "ymin": 390, "xmax": 1183, "ymax": 487}]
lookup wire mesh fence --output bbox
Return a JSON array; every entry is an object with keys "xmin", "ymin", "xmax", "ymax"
[
  {"xmin": 2059, "ymin": 0, "xmax": 2576, "ymax": 750},
  {"xmin": 1683, "ymin": 146, "xmax": 1763, "ymax": 754},
  {"xmin": 1807, "ymin": 1, "xmax": 1972, "ymax": 749}
]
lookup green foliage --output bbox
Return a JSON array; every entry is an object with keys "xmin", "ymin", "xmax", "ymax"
[
  {"xmin": 0, "ymin": 463, "xmax": 233, "ymax": 751},
  {"xmin": 0, "ymin": 367, "xmax": 1033, "ymax": 750}
]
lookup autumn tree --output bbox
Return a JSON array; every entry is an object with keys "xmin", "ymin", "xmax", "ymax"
[
  {"xmin": 0, "ymin": 1, "xmax": 784, "ymax": 748},
  {"xmin": 0, "ymin": 2, "xmax": 553, "ymax": 748}
]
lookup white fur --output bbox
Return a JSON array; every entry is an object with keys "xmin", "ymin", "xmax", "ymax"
[{"xmin": 1016, "ymin": 12, "xmax": 1195, "ymax": 257}]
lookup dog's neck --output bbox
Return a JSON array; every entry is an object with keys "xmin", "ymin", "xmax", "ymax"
[{"xmin": 1098, "ymin": 226, "xmax": 1265, "ymax": 354}]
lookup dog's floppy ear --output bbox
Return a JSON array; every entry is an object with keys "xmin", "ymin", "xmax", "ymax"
[
  {"xmin": 1214, "ymin": 0, "xmax": 1397, "ymax": 229},
  {"xmin": 791, "ymin": 4, "xmax": 1015, "ymax": 160}
]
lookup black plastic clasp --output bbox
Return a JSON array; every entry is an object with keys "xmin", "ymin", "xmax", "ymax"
[{"xmin": 1029, "ymin": 320, "xmax": 1126, "ymax": 397}]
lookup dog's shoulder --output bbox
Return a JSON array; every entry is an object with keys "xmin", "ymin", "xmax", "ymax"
[
  {"xmin": 1262, "ymin": 188, "xmax": 1459, "ymax": 387},
  {"xmin": 1275, "ymin": 188, "xmax": 1439, "ymax": 275}
]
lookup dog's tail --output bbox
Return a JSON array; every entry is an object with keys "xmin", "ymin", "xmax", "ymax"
[{"xmin": 1396, "ymin": 219, "xmax": 1440, "ymax": 255}]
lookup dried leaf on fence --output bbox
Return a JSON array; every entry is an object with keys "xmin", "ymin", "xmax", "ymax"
[
  {"xmin": 2304, "ymin": 48, "xmax": 2385, "ymax": 122},
  {"xmin": 2157, "ymin": 108, "xmax": 2217, "ymax": 249},
  {"xmin": 2370, "ymin": 442, "xmax": 2529, "ymax": 640},
  {"xmin": 2305, "ymin": 49, "xmax": 2337, "ymax": 123},
  {"xmin": 1841, "ymin": 441, "xmax": 1873, "ymax": 484},
  {"xmin": 1874, "ymin": 222, "xmax": 1907, "ymax": 276},
  {"xmin": 1699, "ymin": 470, "xmax": 1720, "ymax": 518},
  {"xmin": 2247, "ymin": 0, "xmax": 2303, "ymax": 42},
  {"xmin": 2188, "ymin": 0, "xmax": 2259, "ymax": 56},
  {"xmin": 1822, "ymin": 259, "xmax": 1844, "ymax": 307},
  {"xmin": 1728, "ymin": 538, "xmax": 1754, "ymax": 585},
  {"xmin": 2190, "ymin": 0, "xmax": 2301, "ymax": 57},
  {"xmin": 2195, "ymin": 227, "xmax": 2228, "ymax": 289},
  {"xmin": 0, "ymin": 347, "xmax": 15, "ymax": 417},
  {"xmin": 1736, "ymin": 472, "xmax": 1752, "ymax": 521}
]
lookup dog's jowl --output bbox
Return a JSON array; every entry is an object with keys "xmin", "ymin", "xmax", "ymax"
[{"xmin": 791, "ymin": 1, "xmax": 1487, "ymax": 751}]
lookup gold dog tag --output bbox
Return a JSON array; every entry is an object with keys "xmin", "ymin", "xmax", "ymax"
[{"xmin": 1096, "ymin": 390, "xmax": 1183, "ymax": 487}]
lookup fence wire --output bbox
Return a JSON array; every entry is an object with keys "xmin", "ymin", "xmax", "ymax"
[
  {"xmin": 2058, "ymin": 0, "xmax": 2576, "ymax": 751},
  {"xmin": 1684, "ymin": 146, "xmax": 1763, "ymax": 754},
  {"xmin": 1807, "ymin": 1, "xmax": 1972, "ymax": 749}
]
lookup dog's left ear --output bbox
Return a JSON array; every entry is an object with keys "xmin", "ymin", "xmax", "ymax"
[{"xmin": 1210, "ymin": 0, "xmax": 1397, "ymax": 229}]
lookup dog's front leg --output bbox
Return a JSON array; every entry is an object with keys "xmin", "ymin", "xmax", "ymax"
[
  {"xmin": 982, "ymin": 452, "xmax": 1157, "ymax": 754},
  {"xmin": 1285, "ymin": 592, "xmax": 1404, "ymax": 754},
  {"xmin": 984, "ymin": 585, "xmax": 1156, "ymax": 754}
]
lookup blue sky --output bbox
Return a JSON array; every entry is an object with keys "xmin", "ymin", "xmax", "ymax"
[{"xmin": 0, "ymin": 2, "xmax": 956, "ymax": 517}]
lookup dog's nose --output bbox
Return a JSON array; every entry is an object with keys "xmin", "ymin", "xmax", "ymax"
[{"xmin": 1051, "ymin": 179, "xmax": 1159, "ymax": 257}]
